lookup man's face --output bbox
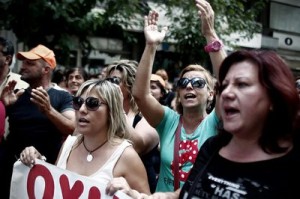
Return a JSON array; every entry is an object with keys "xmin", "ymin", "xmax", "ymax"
[{"xmin": 19, "ymin": 59, "xmax": 44, "ymax": 83}]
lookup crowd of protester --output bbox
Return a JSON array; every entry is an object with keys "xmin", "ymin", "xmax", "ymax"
[{"xmin": 0, "ymin": 0, "xmax": 299, "ymax": 198}]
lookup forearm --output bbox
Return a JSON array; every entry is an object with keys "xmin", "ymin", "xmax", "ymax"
[
  {"xmin": 45, "ymin": 107, "xmax": 75, "ymax": 135},
  {"xmin": 205, "ymin": 33, "xmax": 227, "ymax": 79},
  {"xmin": 132, "ymin": 44, "xmax": 158, "ymax": 100},
  {"xmin": 204, "ymin": 32, "xmax": 226, "ymax": 118},
  {"xmin": 127, "ymin": 125, "xmax": 146, "ymax": 154}
]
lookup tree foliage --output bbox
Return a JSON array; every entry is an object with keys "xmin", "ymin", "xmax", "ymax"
[
  {"xmin": 157, "ymin": 0, "xmax": 267, "ymax": 67},
  {"xmin": 0, "ymin": 0, "xmax": 267, "ymax": 67}
]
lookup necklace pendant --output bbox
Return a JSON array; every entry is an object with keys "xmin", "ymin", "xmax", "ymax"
[{"xmin": 86, "ymin": 153, "xmax": 93, "ymax": 162}]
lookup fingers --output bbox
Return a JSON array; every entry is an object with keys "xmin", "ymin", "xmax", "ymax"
[
  {"xmin": 15, "ymin": 89, "xmax": 25, "ymax": 98},
  {"xmin": 195, "ymin": 0, "xmax": 215, "ymax": 37},
  {"xmin": 138, "ymin": 193, "xmax": 151, "ymax": 199},
  {"xmin": 7, "ymin": 80, "xmax": 17, "ymax": 91},
  {"xmin": 1, "ymin": 80, "xmax": 17, "ymax": 97},
  {"xmin": 161, "ymin": 26, "xmax": 168, "ymax": 37},
  {"xmin": 144, "ymin": 16, "xmax": 149, "ymax": 27},
  {"xmin": 106, "ymin": 177, "xmax": 130, "ymax": 196},
  {"xmin": 30, "ymin": 87, "xmax": 50, "ymax": 110},
  {"xmin": 146, "ymin": 10, "xmax": 158, "ymax": 26},
  {"xmin": 195, "ymin": 0, "xmax": 213, "ymax": 16},
  {"xmin": 31, "ymin": 87, "xmax": 48, "ymax": 101},
  {"xmin": 19, "ymin": 146, "xmax": 40, "ymax": 167}
]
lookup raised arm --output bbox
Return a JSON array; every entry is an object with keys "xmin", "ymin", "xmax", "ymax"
[
  {"xmin": 195, "ymin": 0, "xmax": 227, "ymax": 117},
  {"xmin": 132, "ymin": 10, "xmax": 168, "ymax": 127}
]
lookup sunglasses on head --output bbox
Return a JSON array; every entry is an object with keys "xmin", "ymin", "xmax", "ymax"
[
  {"xmin": 73, "ymin": 96, "xmax": 106, "ymax": 111},
  {"xmin": 177, "ymin": 77, "xmax": 206, "ymax": 89},
  {"xmin": 106, "ymin": 77, "xmax": 121, "ymax": 85}
]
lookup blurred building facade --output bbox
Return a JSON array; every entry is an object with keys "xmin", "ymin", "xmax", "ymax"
[{"xmin": 1, "ymin": 0, "xmax": 300, "ymax": 78}]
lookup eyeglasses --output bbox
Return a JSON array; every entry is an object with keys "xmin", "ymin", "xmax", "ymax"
[
  {"xmin": 73, "ymin": 96, "xmax": 106, "ymax": 111},
  {"xmin": 296, "ymin": 81, "xmax": 300, "ymax": 89},
  {"xmin": 106, "ymin": 77, "xmax": 121, "ymax": 85},
  {"xmin": 177, "ymin": 77, "xmax": 206, "ymax": 89}
]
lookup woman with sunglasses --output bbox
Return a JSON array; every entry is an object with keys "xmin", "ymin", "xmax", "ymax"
[
  {"xmin": 105, "ymin": 60, "xmax": 160, "ymax": 193},
  {"xmin": 132, "ymin": 0, "xmax": 226, "ymax": 192},
  {"xmin": 19, "ymin": 79, "xmax": 150, "ymax": 195}
]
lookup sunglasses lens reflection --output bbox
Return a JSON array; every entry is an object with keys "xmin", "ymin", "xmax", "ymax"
[
  {"xmin": 177, "ymin": 78, "xmax": 206, "ymax": 89},
  {"xmin": 73, "ymin": 97, "xmax": 83, "ymax": 110},
  {"xmin": 73, "ymin": 97, "xmax": 101, "ymax": 111},
  {"xmin": 296, "ymin": 81, "xmax": 300, "ymax": 89},
  {"xmin": 85, "ymin": 97, "xmax": 100, "ymax": 110},
  {"xmin": 106, "ymin": 77, "xmax": 121, "ymax": 85}
]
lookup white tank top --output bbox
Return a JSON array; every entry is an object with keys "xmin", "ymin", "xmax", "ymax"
[{"xmin": 56, "ymin": 135, "xmax": 132, "ymax": 184}]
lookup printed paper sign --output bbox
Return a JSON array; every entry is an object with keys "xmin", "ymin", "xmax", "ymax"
[{"xmin": 10, "ymin": 159, "xmax": 132, "ymax": 199}]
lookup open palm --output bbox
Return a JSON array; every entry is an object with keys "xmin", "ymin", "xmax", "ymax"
[{"xmin": 144, "ymin": 10, "xmax": 167, "ymax": 45}]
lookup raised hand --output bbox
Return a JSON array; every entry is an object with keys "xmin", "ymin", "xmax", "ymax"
[
  {"xmin": 30, "ymin": 86, "xmax": 51, "ymax": 114},
  {"xmin": 0, "ymin": 80, "xmax": 25, "ymax": 106},
  {"xmin": 144, "ymin": 10, "xmax": 168, "ymax": 45},
  {"xmin": 195, "ymin": 0, "xmax": 216, "ymax": 37}
]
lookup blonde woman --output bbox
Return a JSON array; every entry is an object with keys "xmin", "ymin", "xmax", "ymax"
[
  {"xmin": 20, "ymin": 79, "xmax": 150, "ymax": 195},
  {"xmin": 106, "ymin": 60, "xmax": 160, "ymax": 193}
]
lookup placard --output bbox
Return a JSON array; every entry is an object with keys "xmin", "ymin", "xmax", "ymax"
[{"xmin": 10, "ymin": 159, "xmax": 132, "ymax": 199}]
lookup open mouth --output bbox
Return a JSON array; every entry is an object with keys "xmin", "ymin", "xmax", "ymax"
[
  {"xmin": 184, "ymin": 93, "xmax": 196, "ymax": 99},
  {"xmin": 224, "ymin": 107, "xmax": 239, "ymax": 117},
  {"xmin": 79, "ymin": 118, "xmax": 89, "ymax": 123}
]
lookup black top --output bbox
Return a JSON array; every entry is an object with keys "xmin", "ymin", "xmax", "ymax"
[
  {"xmin": 5, "ymin": 87, "xmax": 73, "ymax": 164},
  {"xmin": 180, "ymin": 136, "xmax": 300, "ymax": 199},
  {"xmin": 133, "ymin": 113, "xmax": 160, "ymax": 193}
]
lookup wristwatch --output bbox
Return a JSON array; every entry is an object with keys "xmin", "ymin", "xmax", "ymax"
[{"xmin": 204, "ymin": 40, "xmax": 223, "ymax": 53}]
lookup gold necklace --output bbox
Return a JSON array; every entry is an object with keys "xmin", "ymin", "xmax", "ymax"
[{"xmin": 82, "ymin": 138, "xmax": 108, "ymax": 162}]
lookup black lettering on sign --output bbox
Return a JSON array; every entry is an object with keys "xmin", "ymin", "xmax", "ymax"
[{"xmin": 285, "ymin": 37, "xmax": 293, "ymax": 46}]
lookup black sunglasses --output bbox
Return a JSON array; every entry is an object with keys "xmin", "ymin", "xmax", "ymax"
[
  {"xmin": 296, "ymin": 81, "xmax": 300, "ymax": 89},
  {"xmin": 177, "ymin": 77, "xmax": 206, "ymax": 89},
  {"xmin": 106, "ymin": 77, "xmax": 121, "ymax": 85},
  {"xmin": 73, "ymin": 96, "xmax": 106, "ymax": 111}
]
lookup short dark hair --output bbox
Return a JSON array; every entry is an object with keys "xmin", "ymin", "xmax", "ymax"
[
  {"xmin": 65, "ymin": 67, "xmax": 89, "ymax": 81},
  {"xmin": 0, "ymin": 36, "xmax": 14, "ymax": 56}
]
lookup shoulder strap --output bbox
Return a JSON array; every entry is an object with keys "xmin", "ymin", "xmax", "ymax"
[
  {"xmin": 173, "ymin": 116, "xmax": 182, "ymax": 190},
  {"xmin": 132, "ymin": 113, "xmax": 142, "ymax": 128}
]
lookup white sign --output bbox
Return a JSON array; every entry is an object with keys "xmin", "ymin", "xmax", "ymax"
[
  {"xmin": 10, "ymin": 159, "xmax": 132, "ymax": 199},
  {"xmin": 273, "ymin": 32, "xmax": 300, "ymax": 51}
]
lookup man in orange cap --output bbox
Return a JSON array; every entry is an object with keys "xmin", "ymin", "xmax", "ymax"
[{"xmin": 0, "ymin": 44, "xmax": 75, "ymax": 198}]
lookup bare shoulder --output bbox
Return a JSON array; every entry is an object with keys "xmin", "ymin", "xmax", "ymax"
[
  {"xmin": 120, "ymin": 144, "xmax": 140, "ymax": 161},
  {"xmin": 117, "ymin": 144, "xmax": 143, "ymax": 167},
  {"xmin": 114, "ymin": 144, "xmax": 143, "ymax": 176}
]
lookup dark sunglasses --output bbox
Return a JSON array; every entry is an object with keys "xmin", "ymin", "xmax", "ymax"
[
  {"xmin": 73, "ymin": 96, "xmax": 106, "ymax": 111},
  {"xmin": 106, "ymin": 77, "xmax": 121, "ymax": 85},
  {"xmin": 177, "ymin": 77, "xmax": 206, "ymax": 89},
  {"xmin": 296, "ymin": 81, "xmax": 300, "ymax": 89}
]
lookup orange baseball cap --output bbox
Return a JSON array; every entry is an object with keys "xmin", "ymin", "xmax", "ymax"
[
  {"xmin": 16, "ymin": 44, "xmax": 56, "ymax": 69},
  {"xmin": 151, "ymin": 74, "xmax": 166, "ymax": 88}
]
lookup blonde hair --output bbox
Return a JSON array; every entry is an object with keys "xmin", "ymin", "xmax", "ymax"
[
  {"xmin": 107, "ymin": 59, "xmax": 139, "ymax": 113},
  {"xmin": 176, "ymin": 64, "xmax": 215, "ymax": 114},
  {"xmin": 76, "ymin": 79, "xmax": 130, "ymax": 142}
]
